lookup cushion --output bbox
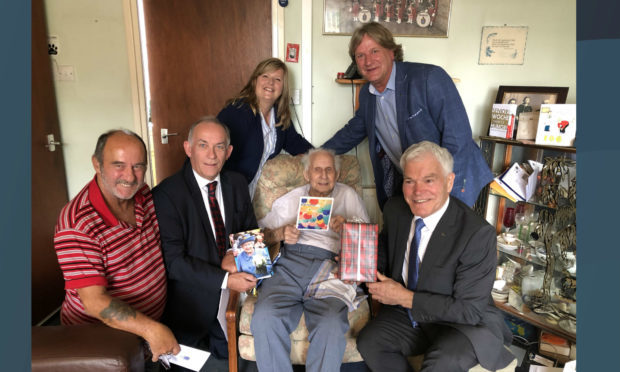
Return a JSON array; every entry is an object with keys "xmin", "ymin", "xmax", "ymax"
[{"xmin": 237, "ymin": 295, "xmax": 369, "ymax": 363}]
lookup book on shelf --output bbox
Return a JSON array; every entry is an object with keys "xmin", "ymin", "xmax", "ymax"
[
  {"xmin": 535, "ymin": 104, "xmax": 576, "ymax": 147},
  {"xmin": 515, "ymin": 111, "xmax": 540, "ymax": 140},
  {"xmin": 492, "ymin": 160, "xmax": 542, "ymax": 202},
  {"xmin": 488, "ymin": 103, "xmax": 518, "ymax": 139},
  {"xmin": 539, "ymin": 331, "xmax": 570, "ymax": 357}
]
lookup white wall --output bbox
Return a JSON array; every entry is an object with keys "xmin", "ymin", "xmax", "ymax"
[
  {"xmin": 44, "ymin": 0, "xmax": 136, "ymax": 198},
  {"xmin": 45, "ymin": 0, "xmax": 576, "ymax": 202},
  {"xmin": 308, "ymin": 0, "xmax": 576, "ymax": 181}
]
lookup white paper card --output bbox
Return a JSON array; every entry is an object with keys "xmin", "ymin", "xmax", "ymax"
[
  {"xmin": 217, "ymin": 288, "xmax": 229, "ymax": 341},
  {"xmin": 166, "ymin": 344, "xmax": 210, "ymax": 371},
  {"xmin": 535, "ymin": 104, "xmax": 576, "ymax": 147}
]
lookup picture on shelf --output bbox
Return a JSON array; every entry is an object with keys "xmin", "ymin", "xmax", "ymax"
[
  {"xmin": 488, "ymin": 103, "xmax": 517, "ymax": 139},
  {"xmin": 535, "ymin": 104, "xmax": 576, "ymax": 147},
  {"xmin": 493, "ymin": 86, "xmax": 569, "ymax": 141}
]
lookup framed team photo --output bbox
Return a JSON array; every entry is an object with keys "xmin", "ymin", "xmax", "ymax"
[{"xmin": 323, "ymin": 0, "xmax": 452, "ymax": 37}]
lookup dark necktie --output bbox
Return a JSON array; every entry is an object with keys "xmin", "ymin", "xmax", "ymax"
[
  {"xmin": 407, "ymin": 218, "xmax": 425, "ymax": 327},
  {"xmin": 207, "ymin": 181, "xmax": 226, "ymax": 259},
  {"xmin": 380, "ymin": 150, "xmax": 395, "ymax": 199}
]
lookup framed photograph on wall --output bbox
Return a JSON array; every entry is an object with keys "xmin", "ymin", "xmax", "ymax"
[
  {"xmin": 323, "ymin": 0, "xmax": 452, "ymax": 37},
  {"xmin": 492, "ymin": 86, "xmax": 569, "ymax": 140}
]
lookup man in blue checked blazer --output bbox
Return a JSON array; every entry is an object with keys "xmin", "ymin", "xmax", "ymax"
[{"xmin": 323, "ymin": 22, "xmax": 492, "ymax": 210}]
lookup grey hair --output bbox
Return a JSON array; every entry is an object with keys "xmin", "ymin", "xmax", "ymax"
[
  {"xmin": 187, "ymin": 115, "xmax": 230, "ymax": 146},
  {"xmin": 301, "ymin": 148, "xmax": 341, "ymax": 174},
  {"xmin": 93, "ymin": 129, "xmax": 147, "ymax": 165},
  {"xmin": 400, "ymin": 141, "xmax": 453, "ymax": 176}
]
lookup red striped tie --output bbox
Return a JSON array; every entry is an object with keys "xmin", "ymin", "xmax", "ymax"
[{"xmin": 207, "ymin": 181, "xmax": 226, "ymax": 259}]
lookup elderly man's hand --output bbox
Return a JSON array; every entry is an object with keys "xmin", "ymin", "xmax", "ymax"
[
  {"xmin": 283, "ymin": 224, "xmax": 300, "ymax": 244},
  {"xmin": 329, "ymin": 215, "xmax": 346, "ymax": 234},
  {"xmin": 367, "ymin": 272, "xmax": 414, "ymax": 308},
  {"xmin": 221, "ymin": 250, "xmax": 237, "ymax": 273},
  {"xmin": 143, "ymin": 322, "xmax": 180, "ymax": 362},
  {"xmin": 227, "ymin": 272, "xmax": 258, "ymax": 292}
]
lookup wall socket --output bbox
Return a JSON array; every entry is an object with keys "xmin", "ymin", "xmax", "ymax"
[
  {"xmin": 55, "ymin": 65, "xmax": 76, "ymax": 81},
  {"xmin": 292, "ymin": 89, "xmax": 301, "ymax": 105}
]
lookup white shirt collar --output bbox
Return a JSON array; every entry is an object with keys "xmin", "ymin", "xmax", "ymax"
[
  {"xmin": 369, "ymin": 61, "xmax": 396, "ymax": 96},
  {"xmin": 192, "ymin": 169, "xmax": 221, "ymax": 190},
  {"xmin": 414, "ymin": 197, "xmax": 450, "ymax": 233}
]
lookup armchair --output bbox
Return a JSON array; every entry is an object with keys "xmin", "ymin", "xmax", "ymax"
[{"xmin": 226, "ymin": 154, "xmax": 371, "ymax": 372}]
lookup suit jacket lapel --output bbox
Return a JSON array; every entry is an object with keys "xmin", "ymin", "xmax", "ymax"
[
  {"xmin": 418, "ymin": 198, "xmax": 459, "ymax": 281},
  {"xmin": 182, "ymin": 159, "xmax": 217, "ymax": 247},
  {"xmin": 220, "ymin": 171, "xmax": 235, "ymax": 236},
  {"xmin": 392, "ymin": 207, "xmax": 413, "ymax": 283},
  {"xmin": 394, "ymin": 61, "xmax": 411, "ymax": 152},
  {"xmin": 365, "ymin": 89, "xmax": 377, "ymax": 149}
]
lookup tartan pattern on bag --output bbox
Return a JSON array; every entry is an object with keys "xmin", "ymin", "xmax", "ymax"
[{"xmin": 339, "ymin": 222, "xmax": 378, "ymax": 282}]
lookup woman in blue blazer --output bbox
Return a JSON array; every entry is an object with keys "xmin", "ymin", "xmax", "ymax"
[{"xmin": 217, "ymin": 58, "xmax": 312, "ymax": 198}]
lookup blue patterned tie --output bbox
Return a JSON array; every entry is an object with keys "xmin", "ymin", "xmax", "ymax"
[
  {"xmin": 381, "ymin": 154, "xmax": 395, "ymax": 198},
  {"xmin": 407, "ymin": 218, "xmax": 425, "ymax": 327}
]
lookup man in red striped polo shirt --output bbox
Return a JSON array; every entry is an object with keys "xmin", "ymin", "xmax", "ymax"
[{"xmin": 54, "ymin": 129, "xmax": 180, "ymax": 363}]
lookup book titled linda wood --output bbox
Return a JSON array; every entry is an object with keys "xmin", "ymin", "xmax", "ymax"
[{"xmin": 488, "ymin": 103, "xmax": 518, "ymax": 139}]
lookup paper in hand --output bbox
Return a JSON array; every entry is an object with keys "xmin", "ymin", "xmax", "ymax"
[{"xmin": 159, "ymin": 344, "xmax": 210, "ymax": 371}]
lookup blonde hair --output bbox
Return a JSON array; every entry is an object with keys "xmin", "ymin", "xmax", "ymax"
[{"xmin": 226, "ymin": 58, "xmax": 292, "ymax": 129}]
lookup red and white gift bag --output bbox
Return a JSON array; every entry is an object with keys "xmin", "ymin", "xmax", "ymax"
[{"xmin": 339, "ymin": 222, "xmax": 378, "ymax": 282}]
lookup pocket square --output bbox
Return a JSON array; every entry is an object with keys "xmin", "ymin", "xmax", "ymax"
[{"xmin": 408, "ymin": 108, "xmax": 423, "ymax": 119}]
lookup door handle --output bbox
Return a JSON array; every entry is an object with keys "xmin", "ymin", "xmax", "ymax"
[
  {"xmin": 161, "ymin": 128, "xmax": 179, "ymax": 144},
  {"xmin": 45, "ymin": 134, "xmax": 62, "ymax": 152}
]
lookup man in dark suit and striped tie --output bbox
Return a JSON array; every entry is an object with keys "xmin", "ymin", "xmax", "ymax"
[
  {"xmin": 153, "ymin": 117, "xmax": 258, "ymax": 369},
  {"xmin": 358, "ymin": 141, "xmax": 514, "ymax": 371}
]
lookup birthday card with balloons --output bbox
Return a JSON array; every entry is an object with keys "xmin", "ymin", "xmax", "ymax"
[{"xmin": 296, "ymin": 197, "xmax": 334, "ymax": 230}]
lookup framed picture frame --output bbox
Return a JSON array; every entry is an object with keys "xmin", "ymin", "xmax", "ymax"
[
  {"xmin": 491, "ymin": 86, "xmax": 569, "ymax": 140},
  {"xmin": 285, "ymin": 43, "xmax": 300, "ymax": 63},
  {"xmin": 323, "ymin": 0, "xmax": 452, "ymax": 37}
]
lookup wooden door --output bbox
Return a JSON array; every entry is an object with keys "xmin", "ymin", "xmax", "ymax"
[
  {"xmin": 142, "ymin": 0, "xmax": 272, "ymax": 183},
  {"xmin": 31, "ymin": 0, "xmax": 69, "ymax": 325}
]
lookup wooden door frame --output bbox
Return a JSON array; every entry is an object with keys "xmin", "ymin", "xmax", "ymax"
[{"xmin": 121, "ymin": 0, "xmax": 286, "ymax": 186}]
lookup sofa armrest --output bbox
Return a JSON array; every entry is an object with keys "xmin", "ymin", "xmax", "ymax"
[{"xmin": 32, "ymin": 323, "xmax": 144, "ymax": 372}]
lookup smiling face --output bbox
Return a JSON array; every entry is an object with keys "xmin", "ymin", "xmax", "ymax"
[
  {"xmin": 354, "ymin": 34, "xmax": 395, "ymax": 92},
  {"xmin": 402, "ymin": 152, "xmax": 454, "ymax": 218},
  {"xmin": 184, "ymin": 121, "xmax": 232, "ymax": 181},
  {"xmin": 304, "ymin": 151, "xmax": 339, "ymax": 197},
  {"xmin": 92, "ymin": 133, "xmax": 147, "ymax": 201},
  {"xmin": 255, "ymin": 68, "xmax": 284, "ymax": 109},
  {"xmin": 241, "ymin": 241, "xmax": 255, "ymax": 255}
]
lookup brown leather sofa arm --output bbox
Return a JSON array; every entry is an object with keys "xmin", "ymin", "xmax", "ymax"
[
  {"xmin": 226, "ymin": 289, "xmax": 241, "ymax": 372},
  {"xmin": 32, "ymin": 323, "xmax": 145, "ymax": 372}
]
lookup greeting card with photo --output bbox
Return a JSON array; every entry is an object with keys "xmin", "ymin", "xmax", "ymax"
[{"xmin": 229, "ymin": 228, "xmax": 273, "ymax": 279}]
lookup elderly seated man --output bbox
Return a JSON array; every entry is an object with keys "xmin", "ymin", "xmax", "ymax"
[{"xmin": 250, "ymin": 148, "xmax": 370, "ymax": 372}]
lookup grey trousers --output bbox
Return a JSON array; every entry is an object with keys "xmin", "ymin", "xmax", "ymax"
[
  {"xmin": 251, "ymin": 243, "xmax": 349, "ymax": 372},
  {"xmin": 357, "ymin": 305, "xmax": 478, "ymax": 372}
]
